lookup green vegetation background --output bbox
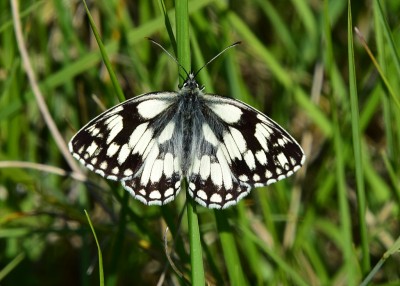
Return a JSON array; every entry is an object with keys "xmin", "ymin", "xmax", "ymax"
[{"xmin": 1, "ymin": 0, "xmax": 400, "ymax": 285}]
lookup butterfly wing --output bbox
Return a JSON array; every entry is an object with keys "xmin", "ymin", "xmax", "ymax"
[
  {"xmin": 69, "ymin": 92, "xmax": 183, "ymax": 205},
  {"xmin": 187, "ymin": 94, "xmax": 305, "ymax": 209},
  {"xmin": 121, "ymin": 136, "xmax": 182, "ymax": 206}
]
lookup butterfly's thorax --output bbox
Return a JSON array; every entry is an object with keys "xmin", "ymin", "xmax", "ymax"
[{"xmin": 175, "ymin": 77, "xmax": 204, "ymax": 174}]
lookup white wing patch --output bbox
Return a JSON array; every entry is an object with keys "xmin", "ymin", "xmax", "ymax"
[
  {"xmin": 200, "ymin": 155, "xmax": 211, "ymax": 180},
  {"xmin": 137, "ymin": 99, "xmax": 173, "ymax": 119},
  {"xmin": 128, "ymin": 123, "xmax": 149, "ymax": 147},
  {"xmin": 208, "ymin": 102, "xmax": 242, "ymax": 123},
  {"xmin": 86, "ymin": 141, "xmax": 98, "ymax": 156},
  {"xmin": 210, "ymin": 163, "xmax": 223, "ymax": 186},
  {"xmin": 159, "ymin": 122, "xmax": 175, "ymax": 143},
  {"xmin": 105, "ymin": 115, "xmax": 123, "ymax": 144},
  {"xmin": 243, "ymin": 150, "xmax": 256, "ymax": 170},
  {"xmin": 107, "ymin": 142, "xmax": 120, "ymax": 157},
  {"xmin": 203, "ymin": 123, "xmax": 219, "ymax": 146}
]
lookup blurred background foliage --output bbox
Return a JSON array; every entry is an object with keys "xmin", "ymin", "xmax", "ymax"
[{"xmin": 1, "ymin": 0, "xmax": 400, "ymax": 285}]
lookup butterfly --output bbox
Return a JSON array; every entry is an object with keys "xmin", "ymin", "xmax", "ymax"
[{"xmin": 69, "ymin": 43, "xmax": 305, "ymax": 209}]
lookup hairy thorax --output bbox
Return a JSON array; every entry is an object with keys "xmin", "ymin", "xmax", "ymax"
[{"xmin": 176, "ymin": 88, "xmax": 204, "ymax": 174}]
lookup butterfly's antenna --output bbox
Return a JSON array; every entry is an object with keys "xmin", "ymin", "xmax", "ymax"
[
  {"xmin": 193, "ymin": 41, "xmax": 241, "ymax": 78},
  {"xmin": 146, "ymin": 37, "xmax": 190, "ymax": 78}
]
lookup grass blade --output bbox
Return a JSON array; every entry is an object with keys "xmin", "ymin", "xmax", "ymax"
[
  {"xmin": 360, "ymin": 235, "xmax": 400, "ymax": 286},
  {"xmin": 347, "ymin": 0, "xmax": 370, "ymax": 273},
  {"xmin": 215, "ymin": 211, "xmax": 248, "ymax": 286},
  {"xmin": 84, "ymin": 210, "xmax": 104, "ymax": 286},
  {"xmin": 82, "ymin": 0, "xmax": 125, "ymax": 102},
  {"xmin": 174, "ymin": 1, "xmax": 205, "ymax": 285},
  {"xmin": 0, "ymin": 253, "xmax": 25, "ymax": 281}
]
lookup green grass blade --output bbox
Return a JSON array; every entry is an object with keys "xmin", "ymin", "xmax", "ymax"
[
  {"xmin": 226, "ymin": 10, "xmax": 332, "ymax": 137},
  {"xmin": 354, "ymin": 27, "xmax": 400, "ymax": 111},
  {"xmin": 332, "ymin": 104, "xmax": 357, "ymax": 285},
  {"xmin": 382, "ymin": 152, "xmax": 400, "ymax": 202},
  {"xmin": 215, "ymin": 211, "xmax": 248, "ymax": 286},
  {"xmin": 187, "ymin": 200, "xmax": 205, "ymax": 286},
  {"xmin": 325, "ymin": 0, "xmax": 357, "ymax": 283},
  {"xmin": 239, "ymin": 224, "xmax": 309, "ymax": 286},
  {"xmin": 254, "ymin": 0, "xmax": 297, "ymax": 57},
  {"xmin": 373, "ymin": 0, "xmax": 398, "ymax": 162},
  {"xmin": 175, "ymin": 0, "xmax": 190, "ymax": 81},
  {"xmin": 376, "ymin": 0, "xmax": 400, "ymax": 79},
  {"xmin": 0, "ymin": 0, "xmax": 44, "ymax": 33},
  {"xmin": 0, "ymin": 253, "xmax": 25, "ymax": 281},
  {"xmin": 106, "ymin": 191, "xmax": 129, "ymax": 286},
  {"xmin": 360, "ymin": 235, "xmax": 400, "ymax": 286},
  {"xmin": 290, "ymin": 0, "xmax": 318, "ymax": 62},
  {"xmin": 82, "ymin": 0, "xmax": 125, "ymax": 102},
  {"xmin": 158, "ymin": 0, "xmax": 177, "ymax": 53},
  {"xmin": 84, "ymin": 210, "xmax": 104, "ymax": 286},
  {"xmin": 174, "ymin": 1, "xmax": 205, "ymax": 285},
  {"xmin": 347, "ymin": 0, "xmax": 370, "ymax": 273},
  {"xmin": 236, "ymin": 204, "xmax": 262, "ymax": 285}
]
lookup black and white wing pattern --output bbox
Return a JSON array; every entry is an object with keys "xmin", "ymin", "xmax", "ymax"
[
  {"xmin": 69, "ymin": 92, "xmax": 184, "ymax": 206},
  {"xmin": 69, "ymin": 72, "xmax": 305, "ymax": 209},
  {"xmin": 186, "ymin": 95, "xmax": 305, "ymax": 209}
]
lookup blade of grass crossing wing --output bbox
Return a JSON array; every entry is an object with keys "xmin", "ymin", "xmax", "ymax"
[{"xmin": 174, "ymin": 1, "xmax": 205, "ymax": 285}]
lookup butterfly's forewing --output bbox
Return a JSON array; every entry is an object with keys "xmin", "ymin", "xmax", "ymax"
[
  {"xmin": 69, "ymin": 92, "xmax": 185, "ymax": 205},
  {"xmin": 186, "ymin": 95, "xmax": 305, "ymax": 209}
]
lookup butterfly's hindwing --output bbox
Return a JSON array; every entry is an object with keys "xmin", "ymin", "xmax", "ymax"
[
  {"xmin": 187, "ymin": 141, "xmax": 252, "ymax": 209},
  {"xmin": 122, "ymin": 148, "xmax": 182, "ymax": 206}
]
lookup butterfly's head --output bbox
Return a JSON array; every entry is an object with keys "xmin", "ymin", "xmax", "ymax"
[{"xmin": 181, "ymin": 72, "xmax": 202, "ymax": 91}]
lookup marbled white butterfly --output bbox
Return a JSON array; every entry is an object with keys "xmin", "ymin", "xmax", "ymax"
[{"xmin": 69, "ymin": 43, "xmax": 305, "ymax": 209}]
